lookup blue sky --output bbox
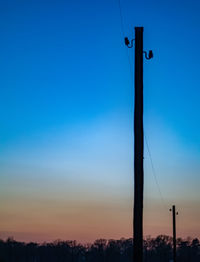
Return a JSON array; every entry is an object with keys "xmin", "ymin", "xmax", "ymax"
[{"xmin": 0, "ymin": 0, "xmax": 200, "ymax": 242}]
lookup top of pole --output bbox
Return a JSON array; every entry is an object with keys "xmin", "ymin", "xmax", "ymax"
[{"xmin": 135, "ymin": 26, "xmax": 144, "ymax": 31}]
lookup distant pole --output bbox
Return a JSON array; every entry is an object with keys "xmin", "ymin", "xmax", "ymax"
[
  {"xmin": 133, "ymin": 26, "xmax": 144, "ymax": 262},
  {"xmin": 170, "ymin": 205, "xmax": 178, "ymax": 262}
]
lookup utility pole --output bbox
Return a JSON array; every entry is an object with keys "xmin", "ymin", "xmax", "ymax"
[
  {"xmin": 125, "ymin": 27, "xmax": 153, "ymax": 262},
  {"xmin": 133, "ymin": 27, "xmax": 144, "ymax": 262},
  {"xmin": 170, "ymin": 205, "xmax": 178, "ymax": 262}
]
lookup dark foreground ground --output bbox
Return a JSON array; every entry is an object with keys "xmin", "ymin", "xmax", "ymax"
[{"xmin": 0, "ymin": 235, "xmax": 199, "ymax": 262}]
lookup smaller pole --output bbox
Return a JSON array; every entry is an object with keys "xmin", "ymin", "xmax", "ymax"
[{"xmin": 170, "ymin": 205, "xmax": 177, "ymax": 262}]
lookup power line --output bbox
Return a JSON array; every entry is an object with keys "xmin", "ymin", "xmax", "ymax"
[
  {"xmin": 117, "ymin": 0, "xmax": 133, "ymax": 77},
  {"xmin": 144, "ymin": 134, "xmax": 168, "ymax": 210},
  {"xmin": 117, "ymin": 0, "xmax": 168, "ymax": 213},
  {"xmin": 117, "ymin": 0, "xmax": 126, "ymax": 37}
]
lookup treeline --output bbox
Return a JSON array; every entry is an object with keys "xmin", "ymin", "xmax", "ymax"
[{"xmin": 0, "ymin": 235, "xmax": 199, "ymax": 262}]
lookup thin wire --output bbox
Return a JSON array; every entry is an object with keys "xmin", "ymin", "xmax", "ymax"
[
  {"xmin": 116, "ymin": 0, "xmax": 167, "ymax": 212},
  {"xmin": 144, "ymin": 134, "xmax": 168, "ymax": 210},
  {"xmin": 117, "ymin": 0, "xmax": 126, "ymax": 37},
  {"xmin": 117, "ymin": 0, "xmax": 133, "ymax": 76}
]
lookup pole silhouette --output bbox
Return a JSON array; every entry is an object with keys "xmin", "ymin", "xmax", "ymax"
[
  {"xmin": 170, "ymin": 205, "xmax": 178, "ymax": 262},
  {"xmin": 133, "ymin": 27, "xmax": 144, "ymax": 262},
  {"xmin": 125, "ymin": 27, "xmax": 153, "ymax": 262}
]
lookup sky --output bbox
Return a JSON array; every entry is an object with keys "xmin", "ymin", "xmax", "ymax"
[{"xmin": 0, "ymin": 0, "xmax": 200, "ymax": 243}]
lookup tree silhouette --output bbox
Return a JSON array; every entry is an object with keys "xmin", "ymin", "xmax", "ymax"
[{"xmin": 0, "ymin": 235, "xmax": 199, "ymax": 262}]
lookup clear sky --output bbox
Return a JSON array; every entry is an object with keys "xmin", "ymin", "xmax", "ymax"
[{"xmin": 0, "ymin": 0, "xmax": 200, "ymax": 243}]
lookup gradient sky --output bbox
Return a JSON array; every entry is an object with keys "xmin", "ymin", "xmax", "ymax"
[{"xmin": 0, "ymin": 0, "xmax": 200, "ymax": 243}]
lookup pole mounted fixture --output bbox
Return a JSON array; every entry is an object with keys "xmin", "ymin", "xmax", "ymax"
[
  {"xmin": 169, "ymin": 208, "xmax": 178, "ymax": 215},
  {"xmin": 143, "ymin": 50, "xmax": 153, "ymax": 60},
  {"xmin": 125, "ymin": 37, "xmax": 153, "ymax": 60},
  {"xmin": 124, "ymin": 37, "xmax": 134, "ymax": 48}
]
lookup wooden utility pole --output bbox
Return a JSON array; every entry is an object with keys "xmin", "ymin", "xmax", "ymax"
[
  {"xmin": 133, "ymin": 27, "xmax": 144, "ymax": 262},
  {"xmin": 170, "ymin": 205, "xmax": 178, "ymax": 262},
  {"xmin": 125, "ymin": 27, "xmax": 153, "ymax": 262}
]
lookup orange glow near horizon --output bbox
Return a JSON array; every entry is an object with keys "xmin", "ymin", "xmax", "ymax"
[{"xmin": 1, "ymin": 193, "xmax": 200, "ymax": 243}]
